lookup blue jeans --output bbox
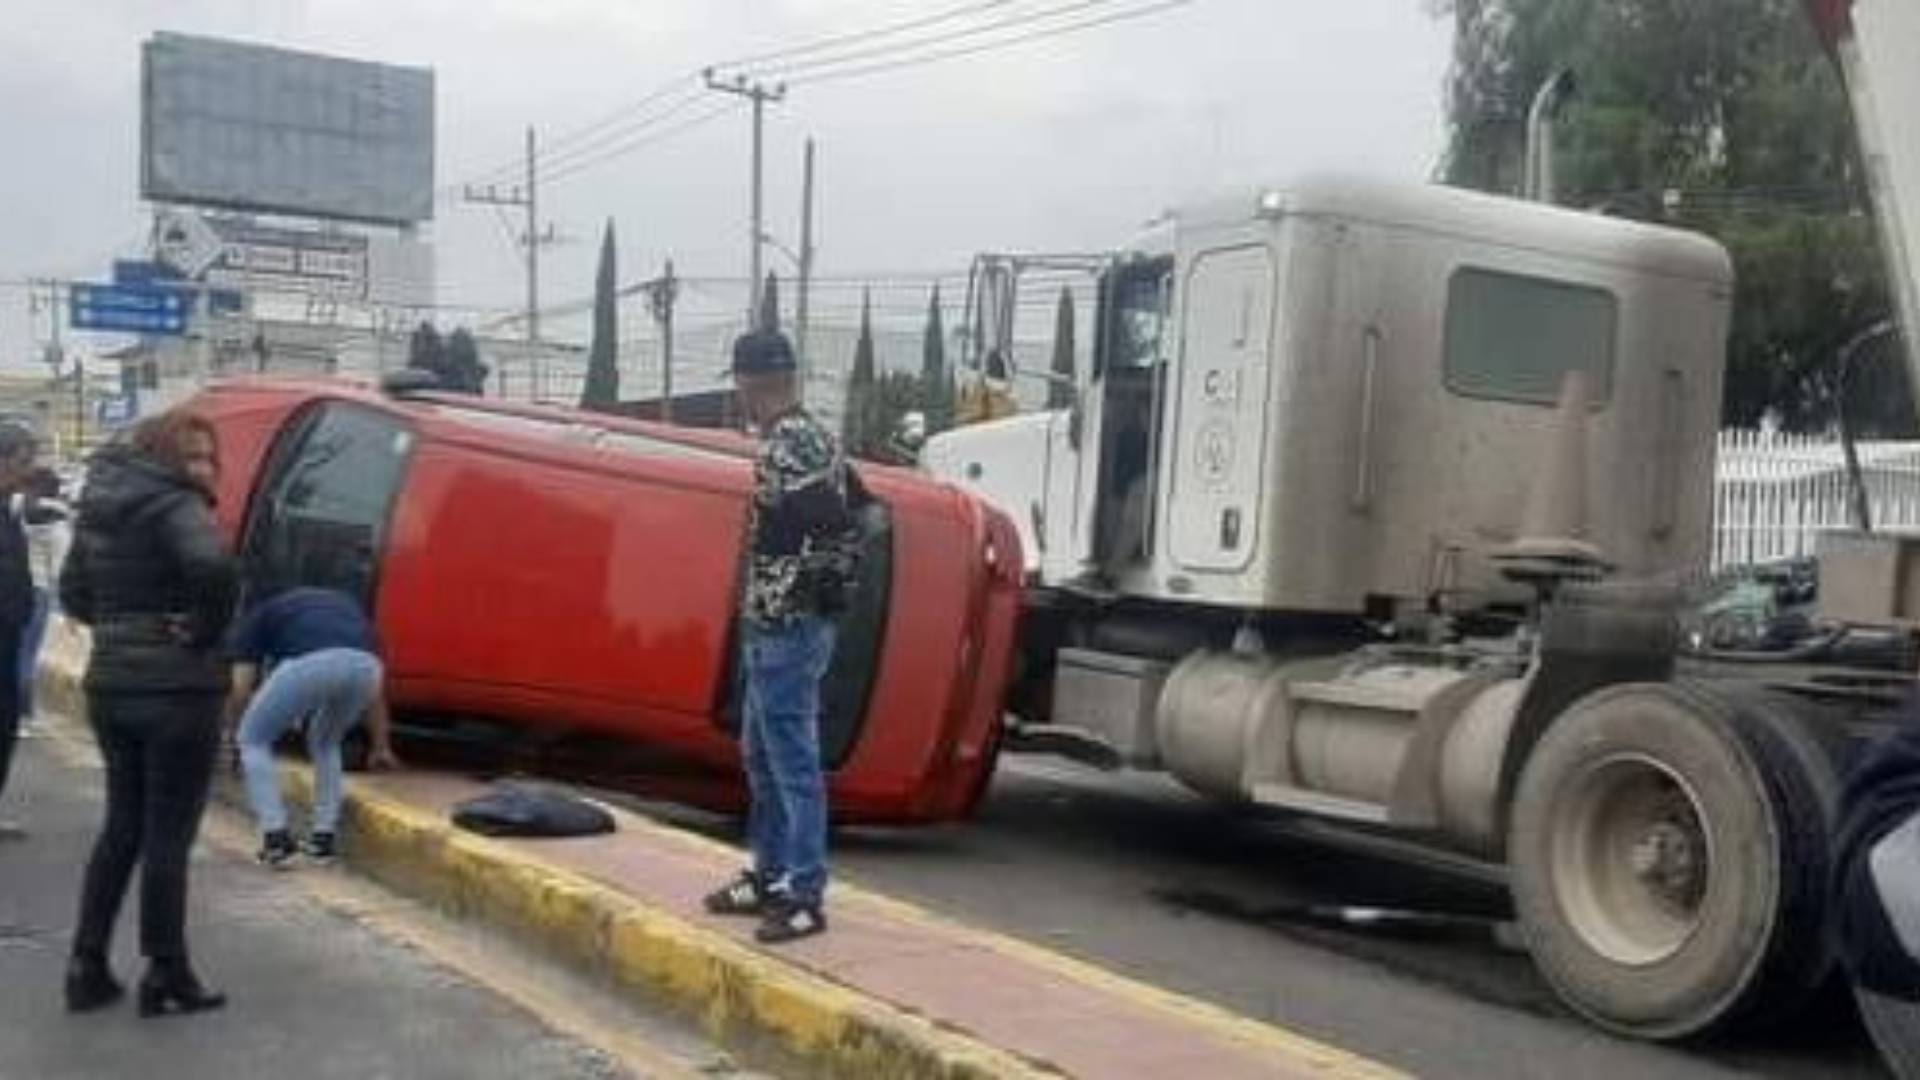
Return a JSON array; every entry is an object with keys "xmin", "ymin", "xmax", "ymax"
[
  {"xmin": 741, "ymin": 616, "xmax": 837, "ymax": 905},
  {"xmin": 238, "ymin": 648, "xmax": 383, "ymax": 835},
  {"xmin": 17, "ymin": 587, "xmax": 47, "ymax": 718}
]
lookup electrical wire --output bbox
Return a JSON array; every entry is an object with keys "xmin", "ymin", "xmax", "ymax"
[
  {"xmin": 524, "ymin": 84, "xmax": 713, "ymax": 178},
  {"xmin": 708, "ymin": 0, "xmax": 1021, "ymax": 72},
  {"xmin": 729, "ymin": 0, "xmax": 1136, "ymax": 80},
  {"xmin": 454, "ymin": 75, "xmax": 706, "ymax": 190},
  {"xmin": 458, "ymin": 0, "xmax": 1188, "ymax": 187},
  {"xmin": 541, "ymin": 99, "xmax": 744, "ymax": 185},
  {"xmin": 785, "ymin": 0, "xmax": 1194, "ymax": 87}
]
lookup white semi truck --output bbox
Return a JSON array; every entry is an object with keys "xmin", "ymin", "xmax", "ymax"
[{"xmin": 924, "ymin": 0, "xmax": 1920, "ymax": 1044}]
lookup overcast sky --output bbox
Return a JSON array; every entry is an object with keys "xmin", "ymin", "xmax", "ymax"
[{"xmin": 0, "ymin": 0, "xmax": 1452, "ymax": 362}]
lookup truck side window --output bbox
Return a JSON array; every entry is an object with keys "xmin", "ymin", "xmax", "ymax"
[
  {"xmin": 1443, "ymin": 267, "xmax": 1617, "ymax": 406},
  {"xmin": 1106, "ymin": 259, "xmax": 1174, "ymax": 375},
  {"xmin": 243, "ymin": 403, "xmax": 415, "ymax": 606}
]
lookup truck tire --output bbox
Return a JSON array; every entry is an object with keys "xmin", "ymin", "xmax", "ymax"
[{"xmin": 1508, "ymin": 681, "xmax": 1835, "ymax": 1040}]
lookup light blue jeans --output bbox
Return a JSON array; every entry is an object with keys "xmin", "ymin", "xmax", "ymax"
[
  {"xmin": 238, "ymin": 648, "xmax": 383, "ymax": 835},
  {"xmin": 741, "ymin": 616, "xmax": 837, "ymax": 905}
]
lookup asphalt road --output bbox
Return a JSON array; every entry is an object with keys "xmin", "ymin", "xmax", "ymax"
[
  {"xmin": 0, "ymin": 730, "xmax": 749, "ymax": 1080},
  {"xmin": 610, "ymin": 754, "xmax": 1888, "ymax": 1080}
]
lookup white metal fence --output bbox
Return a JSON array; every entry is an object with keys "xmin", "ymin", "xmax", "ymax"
[{"xmin": 1713, "ymin": 429, "xmax": 1920, "ymax": 570}]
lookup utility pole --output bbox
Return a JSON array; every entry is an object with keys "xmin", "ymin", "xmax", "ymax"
[
  {"xmin": 645, "ymin": 260, "xmax": 680, "ymax": 424},
  {"xmin": 797, "ymin": 137, "xmax": 816, "ymax": 400},
  {"xmin": 703, "ymin": 69, "xmax": 786, "ymax": 325},
  {"xmin": 37, "ymin": 279, "xmax": 75, "ymax": 453},
  {"xmin": 463, "ymin": 125, "xmax": 554, "ymax": 397}
]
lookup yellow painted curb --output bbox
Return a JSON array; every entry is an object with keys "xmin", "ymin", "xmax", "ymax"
[
  {"xmin": 36, "ymin": 621, "xmax": 1049, "ymax": 1079},
  {"xmin": 36, "ymin": 616, "xmax": 1403, "ymax": 1079}
]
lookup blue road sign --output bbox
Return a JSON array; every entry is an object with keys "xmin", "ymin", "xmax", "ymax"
[
  {"xmin": 112, "ymin": 259, "xmax": 182, "ymax": 286},
  {"xmin": 69, "ymin": 282, "xmax": 190, "ymax": 336},
  {"xmin": 113, "ymin": 259, "xmax": 243, "ymax": 316}
]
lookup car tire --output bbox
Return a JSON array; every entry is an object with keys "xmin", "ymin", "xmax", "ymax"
[{"xmin": 1508, "ymin": 681, "xmax": 1836, "ymax": 1040}]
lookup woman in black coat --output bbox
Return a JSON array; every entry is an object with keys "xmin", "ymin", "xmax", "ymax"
[{"xmin": 60, "ymin": 409, "xmax": 237, "ymax": 1016}]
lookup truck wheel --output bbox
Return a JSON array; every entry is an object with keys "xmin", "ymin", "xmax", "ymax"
[{"xmin": 1508, "ymin": 681, "xmax": 1834, "ymax": 1040}]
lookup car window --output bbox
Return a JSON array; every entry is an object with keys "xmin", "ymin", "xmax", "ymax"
[{"xmin": 243, "ymin": 402, "xmax": 415, "ymax": 605}]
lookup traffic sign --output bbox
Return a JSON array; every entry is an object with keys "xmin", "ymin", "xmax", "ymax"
[
  {"xmin": 69, "ymin": 282, "xmax": 190, "ymax": 335},
  {"xmin": 96, "ymin": 395, "xmax": 137, "ymax": 427},
  {"xmin": 114, "ymin": 260, "xmax": 243, "ymax": 315},
  {"xmin": 153, "ymin": 208, "xmax": 226, "ymax": 278},
  {"xmin": 113, "ymin": 259, "xmax": 182, "ymax": 286}
]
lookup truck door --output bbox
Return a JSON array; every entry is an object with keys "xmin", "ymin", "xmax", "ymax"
[
  {"xmin": 1078, "ymin": 257, "xmax": 1175, "ymax": 576},
  {"xmin": 1166, "ymin": 244, "xmax": 1275, "ymax": 572}
]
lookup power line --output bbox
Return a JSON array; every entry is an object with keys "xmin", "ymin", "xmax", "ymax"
[
  {"xmin": 541, "ymin": 99, "xmax": 745, "ymax": 185},
  {"xmin": 521, "ymin": 84, "xmax": 712, "ymax": 178},
  {"xmin": 453, "ymin": 75, "xmax": 706, "ymax": 189},
  {"xmin": 708, "ymin": 0, "xmax": 1020, "ymax": 71},
  {"xmin": 455, "ymin": 0, "xmax": 1180, "ymax": 187},
  {"xmin": 732, "ymin": 0, "xmax": 1136, "ymax": 80},
  {"xmin": 786, "ymin": 0, "xmax": 1194, "ymax": 87}
]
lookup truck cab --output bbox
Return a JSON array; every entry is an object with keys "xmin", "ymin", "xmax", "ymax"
[{"xmin": 930, "ymin": 175, "xmax": 1733, "ymax": 617}]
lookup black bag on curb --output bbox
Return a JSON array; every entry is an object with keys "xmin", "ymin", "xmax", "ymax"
[{"xmin": 451, "ymin": 782, "xmax": 616, "ymax": 839}]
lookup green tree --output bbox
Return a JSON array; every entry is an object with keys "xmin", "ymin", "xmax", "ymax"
[
  {"xmin": 405, "ymin": 321, "xmax": 487, "ymax": 394},
  {"xmin": 407, "ymin": 322, "xmax": 443, "ymax": 375},
  {"xmin": 1437, "ymin": 0, "xmax": 1898, "ymax": 432},
  {"xmin": 920, "ymin": 285, "xmax": 954, "ymax": 434},
  {"xmin": 441, "ymin": 328, "xmax": 489, "ymax": 395},
  {"xmin": 1049, "ymin": 286, "xmax": 1077, "ymax": 409},
  {"xmin": 871, "ymin": 371, "xmax": 928, "ymax": 465},
  {"xmin": 842, "ymin": 289, "xmax": 879, "ymax": 457},
  {"xmin": 581, "ymin": 219, "xmax": 620, "ymax": 411}
]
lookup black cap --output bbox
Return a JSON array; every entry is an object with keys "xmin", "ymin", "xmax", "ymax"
[{"xmin": 731, "ymin": 329, "xmax": 796, "ymax": 376}]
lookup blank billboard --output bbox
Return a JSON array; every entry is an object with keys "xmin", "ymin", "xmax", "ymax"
[{"xmin": 142, "ymin": 33, "xmax": 435, "ymax": 225}]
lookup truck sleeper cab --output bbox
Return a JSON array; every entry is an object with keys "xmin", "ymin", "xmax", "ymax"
[{"xmin": 192, "ymin": 378, "xmax": 1024, "ymax": 825}]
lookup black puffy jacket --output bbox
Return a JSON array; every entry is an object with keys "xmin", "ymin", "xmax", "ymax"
[
  {"xmin": 59, "ymin": 446, "xmax": 238, "ymax": 695},
  {"xmin": 1835, "ymin": 712, "xmax": 1920, "ymax": 1001}
]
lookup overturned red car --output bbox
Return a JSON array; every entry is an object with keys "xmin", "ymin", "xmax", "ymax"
[{"xmin": 186, "ymin": 377, "xmax": 1024, "ymax": 824}]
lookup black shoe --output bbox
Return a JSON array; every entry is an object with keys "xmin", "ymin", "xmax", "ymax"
[
  {"xmin": 703, "ymin": 871, "xmax": 771, "ymax": 917},
  {"xmin": 258, "ymin": 829, "xmax": 296, "ymax": 869},
  {"xmin": 64, "ymin": 955, "xmax": 124, "ymax": 1013},
  {"xmin": 137, "ymin": 962, "xmax": 226, "ymax": 1018},
  {"xmin": 754, "ymin": 896, "xmax": 827, "ymax": 944},
  {"xmin": 303, "ymin": 832, "xmax": 338, "ymax": 865}
]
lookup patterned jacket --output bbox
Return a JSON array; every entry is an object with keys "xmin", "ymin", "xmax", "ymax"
[{"xmin": 744, "ymin": 407, "xmax": 861, "ymax": 625}]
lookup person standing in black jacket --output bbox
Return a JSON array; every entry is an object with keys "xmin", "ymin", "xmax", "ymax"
[
  {"xmin": 59, "ymin": 410, "xmax": 237, "ymax": 1017},
  {"xmin": 0, "ymin": 422, "xmax": 44, "ymax": 838}
]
